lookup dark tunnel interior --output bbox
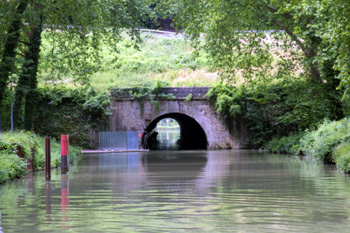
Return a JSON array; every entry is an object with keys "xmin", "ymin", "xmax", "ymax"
[{"xmin": 142, "ymin": 113, "xmax": 208, "ymax": 150}]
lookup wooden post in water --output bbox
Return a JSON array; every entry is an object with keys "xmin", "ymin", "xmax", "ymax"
[
  {"xmin": 45, "ymin": 137, "xmax": 51, "ymax": 181},
  {"xmin": 61, "ymin": 135, "xmax": 69, "ymax": 174},
  {"xmin": 45, "ymin": 181, "xmax": 51, "ymax": 214}
]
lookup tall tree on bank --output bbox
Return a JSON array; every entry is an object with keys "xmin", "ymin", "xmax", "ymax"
[
  {"xmin": 157, "ymin": 0, "xmax": 349, "ymax": 122},
  {"xmin": 13, "ymin": 15, "xmax": 43, "ymax": 130},
  {"xmin": 0, "ymin": 0, "xmax": 150, "ymax": 129},
  {"xmin": 159, "ymin": 0, "xmax": 347, "ymax": 88},
  {"xmin": 0, "ymin": 0, "xmax": 29, "ymax": 110},
  {"xmin": 321, "ymin": 0, "xmax": 350, "ymax": 96}
]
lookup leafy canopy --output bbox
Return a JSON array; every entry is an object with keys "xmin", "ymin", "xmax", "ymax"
[
  {"xmin": 159, "ymin": 0, "xmax": 350, "ymax": 91},
  {"xmin": 0, "ymin": 0, "xmax": 152, "ymax": 85}
]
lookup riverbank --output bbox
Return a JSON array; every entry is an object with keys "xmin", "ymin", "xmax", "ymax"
[
  {"xmin": 0, "ymin": 131, "xmax": 81, "ymax": 184},
  {"xmin": 265, "ymin": 118, "xmax": 350, "ymax": 173}
]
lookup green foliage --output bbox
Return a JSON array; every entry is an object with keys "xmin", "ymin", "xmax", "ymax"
[
  {"xmin": 157, "ymin": 118, "xmax": 180, "ymax": 129},
  {"xmin": 332, "ymin": 142, "xmax": 350, "ymax": 173},
  {"xmin": 149, "ymin": 80, "xmax": 170, "ymax": 110},
  {"xmin": 0, "ymin": 131, "xmax": 81, "ymax": 183},
  {"xmin": 34, "ymin": 136, "xmax": 81, "ymax": 169},
  {"xmin": 0, "ymin": 0, "xmax": 151, "ymax": 111},
  {"xmin": 1, "ymin": 131, "xmax": 38, "ymax": 159},
  {"xmin": 300, "ymin": 118, "xmax": 350, "ymax": 161},
  {"xmin": 0, "ymin": 150, "xmax": 27, "ymax": 184},
  {"xmin": 264, "ymin": 133, "xmax": 304, "ymax": 154},
  {"xmin": 207, "ymin": 79, "xmax": 344, "ymax": 148},
  {"xmin": 125, "ymin": 80, "xmax": 172, "ymax": 116},
  {"xmin": 167, "ymin": 94, "xmax": 176, "ymax": 100},
  {"xmin": 0, "ymin": 0, "xmax": 29, "ymax": 106},
  {"xmin": 33, "ymin": 86, "xmax": 111, "ymax": 148},
  {"xmin": 185, "ymin": 93, "xmax": 193, "ymax": 102},
  {"xmin": 33, "ymin": 0, "xmax": 150, "ymax": 84},
  {"xmin": 159, "ymin": 0, "xmax": 350, "ymax": 97},
  {"xmin": 319, "ymin": 0, "xmax": 350, "ymax": 97},
  {"xmin": 57, "ymin": 33, "xmax": 213, "ymax": 90},
  {"xmin": 0, "ymin": 140, "xmax": 27, "ymax": 183},
  {"xmin": 82, "ymin": 89, "xmax": 112, "ymax": 123},
  {"xmin": 14, "ymin": 17, "xmax": 43, "ymax": 131}
]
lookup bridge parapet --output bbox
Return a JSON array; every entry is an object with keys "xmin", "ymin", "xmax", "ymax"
[
  {"xmin": 106, "ymin": 86, "xmax": 249, "ymax": 149},
  {"xmin": 111, "ymin": 87, "xmax": 210, "ymax": 100}
]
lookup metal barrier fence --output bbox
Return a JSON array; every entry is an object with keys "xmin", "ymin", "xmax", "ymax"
[{"xmin": 98, "ymin": 131, "xmax": 142, "ymax": 150}]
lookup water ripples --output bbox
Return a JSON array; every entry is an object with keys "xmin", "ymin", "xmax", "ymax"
[{"xmin": 1, "ymin": 150, "xmax": 350, "ymax": 232}]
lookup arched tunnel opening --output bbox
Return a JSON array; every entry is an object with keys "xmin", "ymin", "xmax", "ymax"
[{"xmin": 142, "ymin": 113, "xmax": 208, "ymax": 150}]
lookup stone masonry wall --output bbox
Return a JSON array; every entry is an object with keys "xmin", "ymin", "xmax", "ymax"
[{"xmin": 109, "ymin": 98, "xmax": 243, "ymax": 149}]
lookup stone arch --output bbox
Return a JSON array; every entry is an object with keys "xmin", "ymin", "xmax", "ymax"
[{"xmin": 142, "ymin": 113, "xmax": 208, "ymax": 150}]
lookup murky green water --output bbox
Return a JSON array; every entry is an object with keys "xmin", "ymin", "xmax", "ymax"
[{"xmin": 1, "ymin": 150, "xmax": 350, "ymax": 232}]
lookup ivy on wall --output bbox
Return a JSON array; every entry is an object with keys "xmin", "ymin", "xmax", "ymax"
[
  {"xmin": 113, "ymin": 81, "xmax": 175, "ymax": 116},
  {"xmin": 32, "ymin": 86, "xmax": 111, "ymax": 148}
]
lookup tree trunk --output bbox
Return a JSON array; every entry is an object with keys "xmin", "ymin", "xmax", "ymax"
[
  {"xmin": 13, "ymin": 17, "xmax": 43, "ymax": 130},
  {"xmin": 0, "ymin": 0, "xmax": 29, "ymax": 107}
]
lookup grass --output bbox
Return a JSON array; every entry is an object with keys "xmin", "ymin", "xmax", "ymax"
[
  {"xmin": 38, "ymin": 32, "xmax": 219, "ymax": 91},
  {"xmin": 88, "ymin": 33, "xmax": 217, "ymax": 90},
  {"xmin": 0, "ymin": 131, "xmax": 81, "ymax": 184},
  {"xmin": 38, "ymin": 31, "xmax": 303, "ymax": 91}
]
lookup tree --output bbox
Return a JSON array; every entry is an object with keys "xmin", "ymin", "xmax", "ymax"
[
  {"xmin": 13, "ymin": 16, "xmax": 43, "ymax": 130},
  {"xmin": 0, "ymin": 0, "xmax": 29, "ymax": 109},
  {"xmin": 159, "ymin": 0, "xmax": 344, "ymax": 85},
  {"xmin": 0, "ymin": 0, "xmax": 150, "ymax": 129},
  {"xmin": 320, "ymin": 0, "xmax": 350, "ymax": 96},
  {"xmin": 157, "ymin": 0, "xmax": 349, "ymax": 125}
]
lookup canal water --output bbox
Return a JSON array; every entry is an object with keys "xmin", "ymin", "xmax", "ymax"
[
  {"xmin": 155, "ymin": 129, "xmax": 180, "ymax": 150},
  {"xmin": 1, "ymin": 150, "xmax": 350, "ymax": 232}
]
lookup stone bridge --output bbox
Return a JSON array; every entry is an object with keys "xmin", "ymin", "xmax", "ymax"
[{"xmin": 107, "ymin": 87, "xmax": 242, "ymax": 150}]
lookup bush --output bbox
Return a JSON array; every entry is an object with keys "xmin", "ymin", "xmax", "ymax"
[
  {"xmin": 265, "ymin": 133, "xmax": 304, "ymax": 154},
  {"xmin": 0, "ymin": 131, "xmax": 81, "ymax": 183},
  {"xmin": 34, "ymin": 86, "xmax": 111, "ymax": 148},
  {"xmin": 299, "ymin": 118, "xmax": 350, "ymax": 161},
  {"xmin": 0, "ymin": 141, "xmax": 27, "ymax": 184},
  {"xmin": 1, "ymin": 131, "xmax": 38, "ymax": 158},
  {"xmin": 333, "ymin": 142, "xmax": 350, "ymax": 172},
  {"xmin": 207, "ymin": 79, "xmax": 342, "ymax": 148}
]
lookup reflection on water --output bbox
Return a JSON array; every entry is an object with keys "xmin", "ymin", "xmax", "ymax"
[
  {"xmin": 1, "ymin": 150, "xmax": 350, "ymax": 232},
  {"xmin": 155, "ymin": 130, "xmax": 180, "ymax": 150},
  {"xmin": 45, "ymin": 182, "xmax": 51, "ymax": 214},
  {"xmin": 61, "ymin": 174, "xmax": 69, "ymax": 229}
]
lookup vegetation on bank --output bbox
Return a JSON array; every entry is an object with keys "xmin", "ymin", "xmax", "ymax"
[
  {"xmin": 39, "ymin": 32, "xmax": 215, "ymax": 90},
  {"xmin": 1, "ymin": 0, "xmax": 350, "ymax": 179},
  {"xmin": 265, "ymin": 119, "xmax": 350, "ymax": 173},
  {"xmin": 1, "ymin": 86, "xmax": 111, "ymax": 147},
  {"xmin": 0, "ymin": 32, "xmax": 209, "ymax": 183},
  {"xmin": 160, "ymin": 0, "xmax": 350, "ymax": 172},
  {"xmin": 0, "ymin": 131, "xmax": 81, "ymax": 184},
  {"xmin": 207, "ymin": 77, "xmax": 345, "ymax": 148},
  {"xmin": 207, "ymin": 77, "xmax": 350, "ymax": 172}
]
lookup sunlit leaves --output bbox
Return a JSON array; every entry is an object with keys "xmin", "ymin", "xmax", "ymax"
[
  {"xmin": 0, "ymin": 0, "xmax": 151, "ymax": 85},
  {"xmin": 160, "ymin": 0, "xmax": 350, "ymax": 92}
]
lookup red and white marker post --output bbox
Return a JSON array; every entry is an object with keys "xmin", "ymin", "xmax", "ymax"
[{"xmin": 61, "ymin": 135, "xmax": 69, "ymax": 174}]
